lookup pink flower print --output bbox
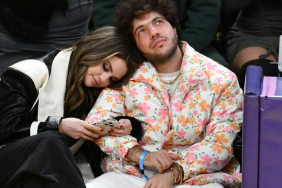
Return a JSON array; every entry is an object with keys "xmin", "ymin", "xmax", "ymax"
[
  {"xmin": 206, "ymin": 123, "xmax": 216, "ymax": 135},
  {"xmin": 113, "ymin": 94, "xmax": 123, "ymax": 102},
  {"xmin": 120, "ymin": 147, "xmax": 127, "ymax": 156},
  {"xmin": 182, "ymin": 58, "xmax": 188, "ymax": 67},
  {"xmin": 188, "ymin": 77, "xmax": 196, "ymax": 84},
  {"xmin": 158, "ymin": 109, "xmax": 168, "ymax": 120},
  {"xmin": 224, "ymin": 126, "xmax": 232, "ymax": 133},
  {"xmin": 228, "ymin": 71, "xmax": 236, "ymax": 79},
  {"xmin": 138, "ymin": 139, "xmax": 146, "ymax": 146},
  {"xmin": 195, "ymin": 88, "xmax": 200, "ymax": 93},
  {"xmin": 177, "ymin": 129, "xmax": 186, "ymax": 139},
  {"xmin": 184, "ymin": 93, "xmax": 193, "ymax": 102},
  {"xmin": 203, "ymin": 174, "xmax": 212, "ymax": 179},
  {"xmin": 223, "ymin": 175, "xmax": 230, "ymax": 181},
  {"xmin": 216, "ymin": 110, "xmax": 228, "ymax": 118},
  {"xmin": 231, "ymin": 174, "xmax": 238, "ymax": 181},
  {"xmin": 215, "ymin": 77, "xmax": 223, "ymax": 83},
  {"xmin": 90, "ymin": 116, "xmax": 99, "ymax": 124},
  {"xmin": 129, "ymin": 88, "xmax": 138, "ymax": 99},
  {"xmin": 199, "ymin": 81, "xmax": 204, "ymax": 86},
  {"xmin": 112, "ymin": 90, "xmax": 118, "ymax": 94},
  {"xmin": 104, "ymin": 147, "xmax": 113, "ymax": 153},
  {"xmin": 205, "ymin": 62, "xmax": 217, "ymax": 71},
  {"xmin": 85, "ymin": 115, "xmax": 90, "ymax": 122},
  {"xmin": 138, "ymin": 102, "xmax": 151, "ymax": 115},
  {"xmin": 144, "ymin": 88, "xmax": 153, "ymax": 95},
  {"xmin": 185, "ymin": 152, "xmax": 195, "ymax": 162},
  {"xmin": 163, "ymin": 129, "xmax": 169, "ymax": 136},
  {"xmin": 221, "ymin": 158, "xmax": 228, "ymax": 166},
  {"xmin": 197, "ymin": 119, "xmax": 206, "ymax": 130},
  {"xmin": 193, "ymin": 111, "xmax": 198, "ymax": 116},
  {"xmin": 144, "ymin": 117, "xmax": 155, "ymax": 124},
  {"xmin": 201, "ymin": 154, "xmax": 212, "ymax": 167},
  {"xmin": 189, "ymin": 145, "xmax": 200, "ymax": 151},
  {"xmin": 233, "ymin": 172, "xmax": 242, "ymax": 180},
  {"xmin": 142, "ymin": 124, "xmax": 146, "ymax": 130},
  {"xmin": 173, "ymin": 100, "xmax": 182, "ymax": 112},
  {"xmin": 216, "ymin": 69, "xmax": 224, "ymax": 74},
  {"xmin": 213, "ymin": 156, "xmax": 220, "ymax": 165},
  {"xmin": 140, "ymin": 63, "xmax": 146, "ymax": 67},
  {"xmin": 196, "ymin": 69, "xmax": 205, "ymax": 76},
  {"xmin": 163, "ymin": 92, "xmax": 169, "ymax": 101}
]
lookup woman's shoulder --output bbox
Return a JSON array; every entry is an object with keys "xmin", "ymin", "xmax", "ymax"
[{"xmin": 9, "ymin": 59, "xmax": 49, "ymax": 90}]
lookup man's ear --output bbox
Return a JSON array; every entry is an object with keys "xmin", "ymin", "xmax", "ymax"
[{"xmin": 174, "ymin": 28, "xmax": 178, "ymax": 38}]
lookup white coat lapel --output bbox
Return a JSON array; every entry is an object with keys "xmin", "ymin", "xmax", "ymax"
[{"xmin": 37, "ymin": 50, "xmax": 72, "ymax": 122}]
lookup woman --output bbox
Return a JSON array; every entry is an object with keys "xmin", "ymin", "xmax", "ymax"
[
  {"xmin": 0, "ymin": 26, "xmax": 143, "ymax": 188},
  {"xmin": 224, "ymin": 0, "xmax": 282, "ymax": 87}
]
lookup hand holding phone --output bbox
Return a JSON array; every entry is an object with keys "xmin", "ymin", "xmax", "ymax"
[{"xmin": 92, "ymin": 117, "xmax": 121, "ymax": 136}]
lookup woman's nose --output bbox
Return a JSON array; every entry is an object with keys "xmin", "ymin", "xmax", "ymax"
[{"xmin": 99, "ymin": 72, "xmax": 110, "ymax": 83}]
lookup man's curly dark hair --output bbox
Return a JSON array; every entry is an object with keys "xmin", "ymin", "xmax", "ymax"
[{"xmin": 114, "ymin": 0, "xmax": 182, "ymax": 45}]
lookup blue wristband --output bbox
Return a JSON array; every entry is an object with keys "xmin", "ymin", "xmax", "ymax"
[{"xmin": 139, "ymin": 150, "xmax": 150, "ymax": 180}]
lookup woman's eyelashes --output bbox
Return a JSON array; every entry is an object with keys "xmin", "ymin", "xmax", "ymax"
[{"xmin": 103, "ymin": 63, "xmax": 109, "ymax": 72}]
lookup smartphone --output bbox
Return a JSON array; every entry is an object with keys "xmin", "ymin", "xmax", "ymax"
[{"xmin": 92, "ymin": 117, "xmax": 121, "ymax": 136}]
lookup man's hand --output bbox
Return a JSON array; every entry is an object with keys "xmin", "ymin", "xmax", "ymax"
[
  {"xmin": 125, "ymin": 146, "xmax": 181, "ymax": 174},
  {"xmin": 143, "ymin": 151, "xmax": 181, "ymax": 173},
  {"xmin": 110, "ymin": 119, "xmax": 132, "ymax": 137},
  {"xmin": 59, "ymin": 118, "xmax": 103, "ymax": 140},
  {"xmin": 144, "ymin": 171, "xmax": 174, "ymax": 188}
]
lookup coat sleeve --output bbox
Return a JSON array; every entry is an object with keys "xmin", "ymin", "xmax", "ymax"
[
  {"xmin": 91, "ymin": 0, "xmax": 118, "ymax": 29},
  {"xmin": 85, "ymin": 88, "xmax": 140, "ymax": 159},
  {"xmin": 0, "ymin": 64, "xmax": 61, "ymax": 145},
  {"xmin": 175, "ymin": 74, "xmax": 243, "ymax": 181},
  {"xmin": 182, "ymin": 0, "xmax": 221, "ymax": 52},
  {"xmin": 222, "ymin": 0, "xmax": 253, "ymax": 16}
]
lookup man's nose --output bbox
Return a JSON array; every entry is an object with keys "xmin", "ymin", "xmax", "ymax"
[{"xmin": 149, "ymin": 25, "xmax": 159, "ymax": 39}]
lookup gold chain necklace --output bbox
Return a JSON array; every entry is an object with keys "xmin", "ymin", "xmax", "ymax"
[{"xmin": 163, "ymin": 71, "xmax": 182, "ymax": 85}]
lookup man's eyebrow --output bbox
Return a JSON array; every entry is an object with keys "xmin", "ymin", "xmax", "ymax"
[
  {"xmin": 134, "ymin": 16, "xmax": 165, "ymax": 35},
  {"xmin": 134, "ymin": 24, "xmax": 144, "ymax": 35},
  {"xmin": 152, "ymin": 16, "xmax": 164, "ymax": 22}
]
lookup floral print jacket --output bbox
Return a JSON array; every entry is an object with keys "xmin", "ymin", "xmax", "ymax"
[{"xmin": 86, "ymin": 42, "xmax": 243, "ymax": 187}]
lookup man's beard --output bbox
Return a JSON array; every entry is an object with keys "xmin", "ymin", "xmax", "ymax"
[{"xmin": 142, "ymin": 34, "xmax": 178, "ymax": 65}]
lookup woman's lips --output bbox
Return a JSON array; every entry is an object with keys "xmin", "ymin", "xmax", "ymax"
[{"xmin": 93, "ymin": 76, "xmax": 98, "ymax": 85}]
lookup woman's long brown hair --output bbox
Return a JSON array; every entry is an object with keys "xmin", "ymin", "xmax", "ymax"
[{"xmin": 64, "ymin": 26, "xmax": 143, "ymax": 119}]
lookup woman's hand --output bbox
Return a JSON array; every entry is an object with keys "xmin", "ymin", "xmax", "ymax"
[
  {"xmin": 59, "ymin": 118, "xmax": 103, "ymax": 141},
  {"xmin": 110, "ymin": 119, "xmax": 132, "ymax": 137}
]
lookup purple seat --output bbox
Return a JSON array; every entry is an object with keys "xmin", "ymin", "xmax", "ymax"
[{"xmin": 243, "ymin": 65, "xmax": 282, "ymax": 188}]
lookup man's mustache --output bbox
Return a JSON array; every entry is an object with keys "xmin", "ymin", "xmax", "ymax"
[{"xmin": 150, "ymin": 36, "xmax": 167, "ymax": 47}]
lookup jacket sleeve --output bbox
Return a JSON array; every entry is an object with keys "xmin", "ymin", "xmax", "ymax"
[
  {"xmin": 0, "ymin": 65, "xmax": 61, "ymax": 145},
  {"xmin": 85, "ymin": 88, "xmax": 139, "ymax": 159},
  {"xmin": 175, "ymin": 74, "xmax": 243, "ymax": 181},
  {"xmin": 222, "ymin": 0, "xmax": 253, "ymax": 16},
  {"xmin": 182, "ymin": 0, "xmax": 221, "ymax": 52},
  {"xmin": 91, "ymin": 0, "xmax": 118, "ymax": 29}
]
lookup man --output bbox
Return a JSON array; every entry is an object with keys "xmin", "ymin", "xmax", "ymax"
[
  {"xmin": 91, "ymin": 0, "xmax": 232, "ymax": 70},
  {"xmin": 86, "ymin": 0, "xmax": 243, "ymax": 187}
]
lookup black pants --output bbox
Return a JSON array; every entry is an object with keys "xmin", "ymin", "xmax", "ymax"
[{"xmin": 0, "ymin": 131, "xmax": 86, "ymax": 188}]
